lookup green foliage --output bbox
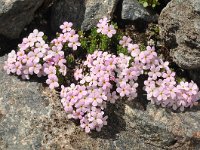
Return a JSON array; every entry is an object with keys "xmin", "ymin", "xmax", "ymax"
[
  {"xmin": 79, "ymin": 25, "xmax": 121, "ymax": 55},
  {"xmin": 139, "ymin": 43, "xmax": 146, "ymax": 51},
  {"xmin": 117, "ymin": 45, "xmax": 128, "ymax": 55},
  {"xmin": 66, "ymin": 54, "xmax": 75, "ymax": 67},
  {"xmin": 138, "ymin": 0, "xmax": 160, "ymax": 8}
]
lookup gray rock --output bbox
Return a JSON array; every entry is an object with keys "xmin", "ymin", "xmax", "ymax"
[
  {"xmin": 1, "ymin": 54, "xmax": 200, "ymax": 149},
  {"xmin": 159, "ymin": 0, "xmax": 200, "ymax": 69},
  {"xmin": 81, "ymin": 0, "xmax": 119, "ymax": 31},
  {"xmin": 121, "ymin": 0, "xmax": 158, "ymax": 22},
  {"xmin": 51, "ymin": 0, "xmax": 85, "ymax": 32},
  {"xmin": 51, "ymin": 0, "xmax": 119, "ymax": 32},
  {"xmin": 0, "ymin": 0, "xmax": 44, "ymax": 39},
  {"xmin": 41, "ymin": 93, "xmax": 200, "ymax": 150},
  {"xmin": 0, "ymin": 55, "xmax": 50, "ymax": 149}
]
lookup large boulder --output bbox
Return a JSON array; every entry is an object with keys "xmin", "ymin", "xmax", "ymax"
[
  {"xmin": 51, "ymin": 0, "xmax": 119, "ymax": 32},
  {"xmin": 121, "ymin": 0, "xmax": 158, "ymax": 22},
  {"xmin": 0, "ymin": 55, "xmax": 50, "ymax": 149},
  {"xmin": 0, "ymin": 0, "xmax": 44, "ymax": 39},
  {"xmin": 1, "ymin": 55, "xmax": 200, "ymax": 149},
  {"xmin": 159, "ymin": 0, "xmax": 200, "ymax": 69}
]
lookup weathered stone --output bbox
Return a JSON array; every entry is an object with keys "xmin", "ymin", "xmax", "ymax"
[
  {"xmin": 0, "ymin": 0, "xmax": 44, "ymax": 39},
  {"xmin": 0, "ymin": 55, "xmax": 50, "ymax": 149},
  {"xmin": 41, "ymin": 92, "xmax": 200, "ymax": 150},
  {"xmin": 81, "ymin": 0, "xmax": 119, "ymax": 30},
  {"xmin": 1, "ymin": 54, "xmax": 200, "ymax": 149},
  {"xmin": 51, "ymin": 0, "xmax": 85, "ymax": 32},
  {"xmin": 159, "ymin": 0, "xmax": 200, "ymax": 69},
  {"xmin": 51, "ymin": 0, "xmax": 119, "ymax": 32},
  {"xmin": 121, "ymin": 0, "xmax": 158, "ymax": 22}
]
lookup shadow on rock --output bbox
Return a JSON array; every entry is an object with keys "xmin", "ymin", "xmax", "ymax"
[
  {"xmin": 127, "ymin": 75, "xmax": 149, "ymax": 111},
  {"xmin": 0, "ymin": 35, "xmax": 20, "ymax": 56},
  {"xmin": 90, "ymin": 102, "xmax": 126, "ymax": 140}
]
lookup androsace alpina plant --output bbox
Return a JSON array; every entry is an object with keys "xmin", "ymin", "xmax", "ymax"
[
  {"xmin": 4, "ymin": 17, "xmax": 200, "ymax": 133},
  {"xmin": 4, "ymin": 21, "xmax": 81, "ymax": 89}
]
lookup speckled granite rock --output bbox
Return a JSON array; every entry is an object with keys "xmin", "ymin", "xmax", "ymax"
[
  {"xmin": 0, "ymin": 0, "xmax": 44, "ymax": 39},
  {"xmin": 81, "ymin": 0, "xmax": 119, "ymax": 31},
  {"xmin": 0, "ymin": 55, "xmax": 50, "ymax": 149},
  {"xmin": 1, "ymin": 55, "xmax": 200, "ymax": 149},
  {"xmin": 51, "ymin": 0, "xmax": 119, "ymax": 32},
  {"xmin": 159, "ymin": 0, "xmax": 200, "ymax": 69}
]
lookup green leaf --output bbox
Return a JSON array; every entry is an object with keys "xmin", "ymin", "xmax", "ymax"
[{"xmin": 143, "ymin": 2, "xmax": 148, "ymax": 7}]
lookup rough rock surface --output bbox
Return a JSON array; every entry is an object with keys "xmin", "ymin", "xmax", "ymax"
[
  {"xmin": 81, "ymin": 0, "xmax": 119, "ymax": 31},
  {"xmin": 121, "ymin": 0, "xmax": 158, "ymax": 22},
  {"xmin": 51, "ymin": 0, "xmax": 119, "ymax": 32},
  {"xmin": 1, "ymin": 55, "xmax": 200, "ymax": 149},
  {"xmin": 0, "ymin": 0, "xmax": 44, "ymax": 39},
  {"xmin": 159, "ymin": 0, "xmax": 200, "ymax": 69},
  {"xmin": 0, "ymin": 55, "xmax": 50, "ymax": 149},
  {"xmin": 51, "ymin": 0, "xmax": 85, "ymax": 32}
]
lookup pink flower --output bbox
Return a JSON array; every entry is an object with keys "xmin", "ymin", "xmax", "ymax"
[
  {"xmin": 14, "ymin": 61, "xmax": 22, "ymax": 75},
  {"xmin": 17, "ymin": 50, "xmax": 25, "ymax": 61},
  {"xmin": 77, "ymin": 85, "xmax": 88, "ymax": 99},
  {"xmin": 23, "ymin": 36, "xmax": 36, "ymax": 48},
  {"xmin": 139, "ymin": 51, "xmax": 150, "ymax": 64},
  {"xmin": 74, "ymin": 68, "xmax": 83, "ymax": 80},
  {"xmin": 80, "ymin": 118, "xmax": 94, "ymax": 133},
  {"xmin": 25, "ymin": 30, "xmax": 44, "ymax": 46},
  {"xmin": 51, "ymin": 39, "xmax": 63, "ymax": 50},
  {"xmin": 60, "ymin": 21, "xmax": 73, "ymax": 33},
  {"xmin": 148, "ymin": 65, "xmax": 161, "ymax": 80},
  {"xmin": 91, "ymin": 94, "xmax": 103, "ymax": 106},
  {"xmin": 162, "ymin": 70, "xmax": 175, "ymax": 80},
  {"xmin": 35, "ymin": 40, "xmax": 49, "ymax": 53},
  {"xmin": 58, "ymin": 33, "xmax": 69, "ymax": 43},
  {"xmin": 68, "ymin": 33, "xmax": 79, "ymax": 43},
  {"xmin": 119, "ymin": 36, "xmax": 132, "ymax": 48},
  {"xmin": 188, "ymin": 81, "xmax": 198, "ymax": 95},
  {"xmin": 44, "ymin": 66, "xmax": 56, "ymax": 75},
  {"xmin": 116, "ymin": 83, "xmax": 131, "ymax": 97},
  {"xmin": 62, "ymin": 99, "xmax": 73, "ymax": 112},
  {"xmin": 29, "ymin": 62, "xmax": 42, "ymax": 75},
  {"xmin": 46, "ymin": 74, "xmax": 59, "ymax": 89},
  {"xmin": 105, "ymin": 25, "xmax": 116, "ymax": 38},
  {"xmin": 99, "ymin": 17, "xmax": 109, "ymax": 24},
  {"xmin": 153, "ymin": 87, "xmax": 168, "ymax": 101},
  {"xmin": 97, "ymin": 17, "xmax": 109, "ymax": 33},
  {"xmin": 168, "ymin": 85, "xmax": 179, "ymax": 99},
  {"xmin": 109, "ymin": 91, "xmax": 119, "ymax": 103},
  {"xmin": 146, "ymin": 46, "xmax": 157, "ymax": 58},
  {"xmin": 88, "ymin": 111, "xmax": 104, "ymax": 125},
  {"xmin": 128, "ymin": 44, "xmax": 140, "ymax": 57},
  {"xmin": 68, "ymin": 41, "xmax": 81, "ymax": 50}
]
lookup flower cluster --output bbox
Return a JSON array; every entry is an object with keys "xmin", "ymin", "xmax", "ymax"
[
  {"xmin": 4, "ymin": 22, "xmax": 81, "ymax": 89},
  {"xmin": 57, "ymin": 22, "xmax": 81, "ymax": 50},
  {"xmin": 4, "ymin": 17, "xmax": 200, "ymax": 134},
  {"xmin": 119, "ymin": 38, "xmax": 200, "ymax": 111},
  {"xmin": 4, "ymin": 29, "xmax": 49, "ymax": 80},
  {"xmin": 60, "ymin": 45, "xmax": 164, "ymax": 132},
  {"xmin": 97, "ymin": 17, "xmax": 116, "ymax": 38},
  {"xmin": 144, "ymin": 62, "xmax": 199, "ymax": 111},
  {"xmin": 61, "ymin": 51, "xmax": 119, "ymax": 133}
]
